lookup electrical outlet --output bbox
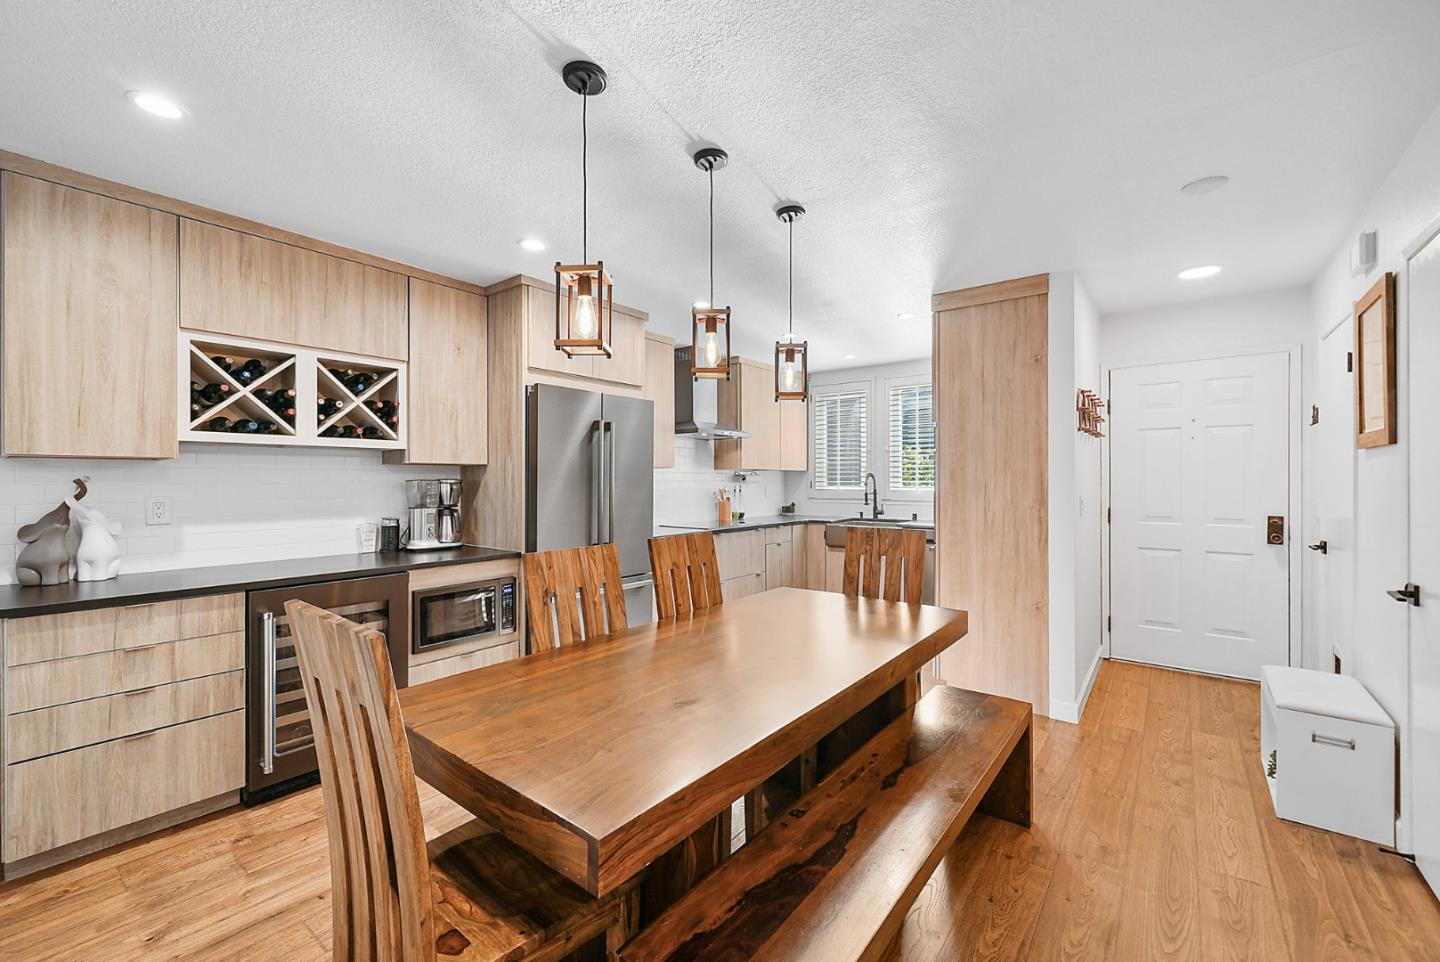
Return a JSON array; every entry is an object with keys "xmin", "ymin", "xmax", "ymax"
[{"xmin": 146, "ymin": 498, "xmax": 170, "ymax": 526}]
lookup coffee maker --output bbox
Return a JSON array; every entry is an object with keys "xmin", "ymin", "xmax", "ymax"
[{"xmin": 403, "ymin": 479, "xmax": 462, "ymax": 550}]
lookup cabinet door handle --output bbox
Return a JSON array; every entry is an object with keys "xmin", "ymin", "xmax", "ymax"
[
  {"xmin": 121, "ymin": 685, "xmax": 160, "ymax": 698},
  {"xmin": 1311, "ymin": 732, "xmax": 1356, "ymax": 750},
  {"xmin": 261, "ymin": 611, "xmax": 277, "ymax": 775},
  {"xmin": 121, "ymin": 729, "xmax": 160, "ymax": 743}
]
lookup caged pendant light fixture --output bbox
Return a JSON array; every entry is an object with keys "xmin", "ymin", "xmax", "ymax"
[
  {"xmin": 690, "ymin": 147, "xmax": 732, "ymax": 379},
  {"xmin": 554, "ymin": 61, "xmax": 614, "ymax": 358},
  {"xmin": 773, "ymin": 204, "xmax": 808, "ymax": 401}
]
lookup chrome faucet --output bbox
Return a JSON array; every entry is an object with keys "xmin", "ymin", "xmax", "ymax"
[{"xmin": 863, "ymin": 472, "xmax": 884, "ymax": 520}]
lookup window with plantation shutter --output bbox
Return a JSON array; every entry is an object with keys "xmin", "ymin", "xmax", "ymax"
[
  {"xmin": 887, "ymin": 382, "xmax": 935, "ymax": 491},
  {"xmin": 812, "ymin": 388, "xmax": 867, "ymax": 489}
]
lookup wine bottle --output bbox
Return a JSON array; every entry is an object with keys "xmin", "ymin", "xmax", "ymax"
[
  {"xmin": 345, "ymin": 371, "xmax": 373, "ymax": 394},
  {"xmin": 241, "ymin": 358, "xmax": 267, "ymax": 377},
  {"xmin": 197, "ymin": 382, "xmax": 232, "ymax": 405},
  {"xmin": 209, "ymin": 355, "xmax": 235, "ymax": 373},
  {"xmin": 229, "ymin": 418, "xmax": 261, "ymax": 434},
  {"xmin": 361, "ymin": 425, "xmax": 381, "ymax": 440},
  {"xmin": 204, "ymin": 416, "xmax": 232, "ymax": 432},
  {"xmin": 320, "ymin": 425, "xmax": 339, "ymax": 438}
]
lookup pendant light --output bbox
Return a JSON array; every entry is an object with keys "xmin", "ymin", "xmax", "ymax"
[
  {"xmin": 774, "ymin": 204, "xmax": 808, "ymax": 401},
  {"xmin": 691, "ymin": 147, "xmax": 732, "ymax": 379},
  {"xmin": 554, "ymin": 61, "xmax": 614, "ymax": 358}
]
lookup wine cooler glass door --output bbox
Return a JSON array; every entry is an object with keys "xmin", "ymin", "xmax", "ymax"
[{"xmin": 246, "ymin": 574, "xmax": 410, "ymax": 801}]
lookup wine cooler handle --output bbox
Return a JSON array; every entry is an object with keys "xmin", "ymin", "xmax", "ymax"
[
  {"xmin": 590, "ymin": 420, "xmax": 604, "ymax": 546},
  {"xmin": 603, "ymin": 420, "xmax": 616, "ymax": 545},
  {"xmin": 261, "ymin": 611, "xmax": 277, "ymax": 776}
]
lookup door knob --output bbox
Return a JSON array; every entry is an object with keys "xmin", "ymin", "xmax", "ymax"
[
  {"xmin": 1307, "ymin": 540, "xmax": 1328, "ymax": 554},
  {"xmin": 1387, "ymin": 583, "xmax": 1421, "ymax": 607}
]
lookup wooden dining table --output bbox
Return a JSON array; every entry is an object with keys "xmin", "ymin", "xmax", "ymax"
[{"xmin": 397, "ymin": 586, "xmax": 969, "ymax": 902}]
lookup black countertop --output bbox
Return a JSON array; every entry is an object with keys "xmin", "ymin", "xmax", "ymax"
[
  {"xmin": 657, "ymin": 514, "xmax": 935, "ymax": 535},
  {"xmin": 0, "ymin": 545, "xmax": 521, "ymax": 619}
]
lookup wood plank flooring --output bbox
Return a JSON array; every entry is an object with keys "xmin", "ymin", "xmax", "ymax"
[{"xmin": 0, "ymin": 661, "xmax": 1435, "ymax": 961}]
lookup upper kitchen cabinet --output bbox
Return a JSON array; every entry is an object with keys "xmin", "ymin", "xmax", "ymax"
[
  {"xmin": 642, "ymin": 332, "xmax": 676, "ymax": 468},
  {"xmin": 513, "ymin": 276, "xmax": 646, "ymax": 388},
  {"xmin": 179, "ymin": 219, "xmax": 408, "ymax": 360},
  {"xmin": 386, "ymin": 279, "xmax": 488, "ymax": 465},
  {"xmin": 1, "ymin": 173, "xmax": 178, "ymax": 458},
  {"xmin": 715, "ymin": 355, "xmax": 813, "ymax": 472}
]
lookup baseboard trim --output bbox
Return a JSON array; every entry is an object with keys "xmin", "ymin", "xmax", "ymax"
[{"xmin": 1048, "ymin": 648, "xmax": 1105, "ymax": 724}]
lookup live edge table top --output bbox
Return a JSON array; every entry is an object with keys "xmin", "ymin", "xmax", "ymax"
[{"xmin": 397, "ymin": 587, "xmax": 969, "ymax": 896}]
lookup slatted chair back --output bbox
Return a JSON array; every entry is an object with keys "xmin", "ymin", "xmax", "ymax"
[
  {"xmin": 649, "ymin": 532, "xmax": 725, "ymax": 620},
  {"xmin": 842, "ymin": 526, "xmax": 927, "ymax": 604},
  {"xmin": 285, "ymin": 599, "xmax": 436, "ymax": 962},
  {"xmin": 522, "ymin": 544, "xmax": 628, "ymax": 651}
]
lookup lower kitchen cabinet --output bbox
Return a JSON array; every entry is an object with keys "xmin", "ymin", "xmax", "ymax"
[
  {"xmin": 714, "ymin": 529, "xmax": 765, "ymax": 583},
  {"xmin": 797, "ymin": 522, "xmax": 827, "ymax": 590},
  {"xmin": 763, "ymin": 526, "xmax": 793, "ymax": 590},
  {"xmin": 722, "ymin": 571, "xmax": 767, "ymax": 601},
  {"xmin": 409, "ymin": 641, "xmax": 520, "ymax": 684}
]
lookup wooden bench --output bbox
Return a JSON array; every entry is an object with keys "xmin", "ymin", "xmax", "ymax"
[{"xmin": 619, "ymin": 685, "xmax": 1031, "ymax": 962}]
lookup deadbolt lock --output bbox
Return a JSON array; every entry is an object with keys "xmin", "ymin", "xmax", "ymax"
[{"xmin": 1266, "ymin": 516, "xmax": 1285, "ymax": 545}]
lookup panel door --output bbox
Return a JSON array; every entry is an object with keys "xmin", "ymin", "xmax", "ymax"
[
  {"xmin": 1315, "ymin": 319, "xmax": 1356, "ymax": 668},
  {"xmin": 527, "ymin": 285, "xmax": 595, "ymax": 379},
  {"xmin": 1406, "ymin": 226, "xmax": 1440, "ymax": 897},
  {"xmin": 400, "ymin": 279, "xmax": 487, "ymax": 465},
  {"xmin": 643, "ymin": 335, "xmax": 676, "ymax": 468},
  {"xmin": 740, "ymin": 362, "xmax": 780, "ymax": 469},
  {"xmin": 1110, "ymin": 352, "xmax": 1290, "ymax": 679},
  {"xmin": 780, "ymin": 396, "xmax": 809, "ymax": 471},
  {"xmin": 2, "ymin": 172, "xmax": 178, "ymax": 458},
  {"xmin": 590, "ymin": 310, "xmax": 646, "ymax": 387}
]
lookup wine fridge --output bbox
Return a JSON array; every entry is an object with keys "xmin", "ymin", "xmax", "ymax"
[{"xmin": 244, "ymin": 574, "xmax": 410, "ymax": 802}]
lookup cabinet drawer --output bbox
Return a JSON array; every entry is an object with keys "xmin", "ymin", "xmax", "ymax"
[
  {"xmin": 6, "ymin": 593, "xmax": 244, "ymax": 667},
  {"xmin": 408, "ymin": 641, "xmax": 520, "ymax": 685},
  {"xmin": 714, "ymin": 530, "xmax": 765, "ymax": 581},
  {"xmin": 7, "ymin": 632, "xmax": 244, "ymax": 714},
  {"xmin": 7, "ymin": 671, "xmax": 244, "ymax": 763},
  {"xmin": 3, "ymin": 710, "xmax": 244, "ymax": 862},
  {"xmin": 721, "ymin": 571, "xmax": 766, "ymax": 602}
]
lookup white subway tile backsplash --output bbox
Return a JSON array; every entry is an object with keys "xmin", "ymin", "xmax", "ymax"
[
  {"xmin": 653, "ymin": 438, "xmax": 789, "ymax": 525},
  {"xmin": 0, "ymin": 445, "xmax": 457, "ymax": 584}
]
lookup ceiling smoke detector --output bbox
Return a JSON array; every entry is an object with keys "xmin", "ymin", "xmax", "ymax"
[{"xmin": 1180, "ymin": 175, "xmax": 1229, "ymax": 196}]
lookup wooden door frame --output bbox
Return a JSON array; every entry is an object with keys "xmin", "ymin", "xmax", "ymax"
[{"xmin": 1101, "ymin": 344, "xmax": 1304, "ymax": 675}]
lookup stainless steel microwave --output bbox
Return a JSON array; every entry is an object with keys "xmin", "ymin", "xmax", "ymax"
[{"xmin": 411, "ymin": 577, "xmax": 516, "ymax": 654}]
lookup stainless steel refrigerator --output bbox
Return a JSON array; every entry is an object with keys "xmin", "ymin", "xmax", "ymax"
[{"xmin": 526, "ymin": 384, "xmax": 655, "ymax": 630}]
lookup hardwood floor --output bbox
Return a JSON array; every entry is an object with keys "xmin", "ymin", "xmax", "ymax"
[{"xmin": 0, "ymin": 661, "xmax": 1435, "ymax": 961}]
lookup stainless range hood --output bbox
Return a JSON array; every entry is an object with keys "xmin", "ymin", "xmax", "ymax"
[{"xmin": 674, "ymin": 346, "xmax": 748, "ymax": 440}]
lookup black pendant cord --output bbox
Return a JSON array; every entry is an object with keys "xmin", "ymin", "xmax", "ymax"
[
  {"xmin": 581, "ymin": 81, "xmax": 588, "ymax": 263},
  {"xmin": 788, "ymin": 218, "xmax": 794, "ymax": 336},
  {"xmin": 708, "ymin": 168, "xmax": 715, "ymax": 307}
]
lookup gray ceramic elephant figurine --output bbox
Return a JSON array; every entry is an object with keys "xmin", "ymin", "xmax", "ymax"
[{"xmin": 15, "ymin": 478, "xmax": 87, "ymax": 586}]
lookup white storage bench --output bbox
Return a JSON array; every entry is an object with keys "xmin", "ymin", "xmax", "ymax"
[{"xmin": 1259, "ymin": 665, "xmax": 1395, "ymax": 845}]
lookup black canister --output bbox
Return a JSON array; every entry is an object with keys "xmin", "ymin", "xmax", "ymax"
[{"xmin": 379, "ymin": 517, "xmax": 401, "ymax": 552}]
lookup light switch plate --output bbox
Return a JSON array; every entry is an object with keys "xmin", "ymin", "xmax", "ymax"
[{"xmin": 146, "ymin": 498, "xmax": 170, "ymax": 525}]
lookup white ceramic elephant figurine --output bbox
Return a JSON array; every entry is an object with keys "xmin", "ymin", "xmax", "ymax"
[{"xmin": 67, "ymin": 490, "xmax": 121, "ymax": 582}]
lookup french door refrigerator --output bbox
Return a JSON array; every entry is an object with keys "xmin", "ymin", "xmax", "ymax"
[{"xmin": 526, "ymin": 384, "xmax": 655, "ymax": 631}]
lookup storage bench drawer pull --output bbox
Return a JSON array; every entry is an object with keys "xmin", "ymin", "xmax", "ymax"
[{"xmin": 1311, "ymin": 732, "xmax": 1356, "ymax": 750}]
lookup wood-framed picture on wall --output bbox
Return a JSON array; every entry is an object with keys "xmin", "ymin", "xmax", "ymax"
[{"xmin": 1354, "ymin": 271, "xmax": 1397, "ymax": 448}]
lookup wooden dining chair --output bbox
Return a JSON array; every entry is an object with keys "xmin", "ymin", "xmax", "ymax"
[
  {"xmin": 842, "ymin": 526, "xmax": 928, "ymax": 604},
  {"xmin": 522, "ymin": 544, "xmax": 628, "ymax": 651},
  {"xmin": 648, "ymin": 532, "xmax": 723, "ymax": 619},
  {"xmin": 286, "ymin": 599, "xmax": 639, "ymax": 962}
]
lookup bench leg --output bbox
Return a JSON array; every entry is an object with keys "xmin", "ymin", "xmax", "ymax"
[
  {"xmin": 743, "ymin": 787, "xmax": 764, "ymax": 839},
  {"xmin": 979, "ymin": 722, "xmax": 1032, "ymax": 828},
  {"xmin": 639, "ymin": 808, "xmax": 731, "ymax": 924},
  {"xmin": 605, "ymin": 888, "xmax": 640, "ymax": 961}
]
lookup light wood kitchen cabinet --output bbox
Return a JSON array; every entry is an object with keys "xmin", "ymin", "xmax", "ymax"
[
  {"xmin": 794, "ymin": 522, "xmax": 826, "ymax": 590},
  {"xmin": 524, "ymin": 281, "xmax": 646, "ymax": 387},
  {"xmin": 780, "ymin": 395, "xmax": 809, "ymax": 471},
  {"xmin": 642, "ymin": 332, "xmax": 677, "ymax": 467},
  {"xmin": 714, "ymin": 357, "xmax": 782, "ymax": 471},
  {"xmin": 714, "ymin": 529, "xmax": 766, "ymax": 582},
  {"xmin": 179, "ymin": 219, "xmax": 408, "ymax": 360},
  {"xmin": 1, "ymin": 172, "xmax": 178, "ymax": 458},
  {"xmin": 386, "ymin": 278, "xmax": 488, "ymax": 465},
  {"xmin": 763, "ymin": 526, "xmax": 793, "ymax": 590}
]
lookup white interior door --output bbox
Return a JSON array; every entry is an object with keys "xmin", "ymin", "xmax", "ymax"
[
  {"xmin": 1315, "ymin": 319, "xmax": 1356, "ymax": 669},
  {"xmin": 1110, "ymin": 352, "xmax": 1290, "ymax": 679},
  {"xmin": 1406, "ymin": 227, "xmax": 1440, "ymax": 897}
]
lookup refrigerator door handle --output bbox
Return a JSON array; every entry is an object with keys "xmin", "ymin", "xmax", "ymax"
[
  {"xmin": 603, "ymin": 419, "xmax": 617, "ymax": 545},
  {"xmin": 590, "ymin": 419, "xmax": 604, "ymax": 546},
  {"xmin": 260, "ymin": 611, "xmax": 277, "ymax": 776}
]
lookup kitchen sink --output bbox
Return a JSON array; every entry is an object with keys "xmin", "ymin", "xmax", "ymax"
[{"xmin": 824, "ymin": 518, "xmax": 934, "ymax": 548}]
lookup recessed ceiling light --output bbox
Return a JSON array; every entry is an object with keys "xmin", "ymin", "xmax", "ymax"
[
  {"xmin": 897, "ymin": 312, "xmax": 916, "ymax": 321},
  {"xmin": 844, "ymin": 354, "xmax": 857, "ymax": 360},
  {"xmin": 1180, "ymin": 175, "xmax": 1229, "ymax": 196},
  {"xmin": 518, "ymin": 238, "xmax": 547, "ymax": 252},
  {"xmin": 125, "ymin": 90, "xmax": 187, "ymax": 119},
  {"xmin": 692, "ymin": 300, "xmax": 710, "ymax": 310},
  {"xmin": 1178, "ymin": 265, "xmax": 1222, "ymax": 280}
]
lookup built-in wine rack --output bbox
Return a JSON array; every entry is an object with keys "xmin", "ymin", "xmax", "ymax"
[{"xmin": 178, "ymin": 332, "xmax": 406, "ymax": 449}]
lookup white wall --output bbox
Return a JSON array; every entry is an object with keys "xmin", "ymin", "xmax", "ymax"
[
  {"xmin": 1072, "ymin": 280, "xmax": 1104, "ymax": 716},
  {"xmin": 783, "ymin": 358, "xmax": 934, "ymax": 521},
  {"xmin": 1, "ymin": 446, "xmax": 457, "ymax": 583},
  {"xmin": 1309, "ymin": 100, "xmax": 1440, "ymax": 853}
]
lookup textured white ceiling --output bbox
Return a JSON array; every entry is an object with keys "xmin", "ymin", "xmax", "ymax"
[{"xmin": 2, "ymin": 0, "xmax": 1439, "ymax": 369}]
